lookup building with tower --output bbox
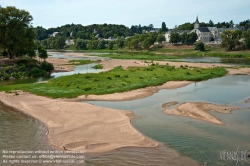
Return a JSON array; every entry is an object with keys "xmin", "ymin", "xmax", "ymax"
[{"xmin": 165, "ymin": 16, "xmax": 245, "ymax": 43}]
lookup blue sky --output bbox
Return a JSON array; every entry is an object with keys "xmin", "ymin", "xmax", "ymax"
[{"xmin": 1, "ymin": 0, "xmax": 250, "ymax": 29}]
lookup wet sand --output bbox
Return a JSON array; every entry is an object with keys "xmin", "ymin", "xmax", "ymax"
[{"xmin": 164, "ymin": 102, "xmax": 241, "ymax": 125}]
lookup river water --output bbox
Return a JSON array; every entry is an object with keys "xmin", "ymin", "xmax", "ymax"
[{"xmin": 1, "ymin": 54, "xmax": 250, "ymax": 165}]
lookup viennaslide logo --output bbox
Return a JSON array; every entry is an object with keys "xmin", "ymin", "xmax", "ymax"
[{"xmin": 219, "ymin": 146, "xmax": 249, "ymax": 165}]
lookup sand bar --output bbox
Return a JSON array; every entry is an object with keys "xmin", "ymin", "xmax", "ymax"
[
  {"xmin": 0, "ymin": 92, "xmax": 158, "ymax": 153},
  {"xmin": 162, "ymin": 101, "xmax": 179, "ymax": 108},
  {"xmin": 164, "ymin": 102, "xmax": 241, "ymax": 125}
]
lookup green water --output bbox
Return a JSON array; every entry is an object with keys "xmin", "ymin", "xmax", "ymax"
[{"xmin": 87, "ymin": 75, "xmax": 250, "ymax": 166}]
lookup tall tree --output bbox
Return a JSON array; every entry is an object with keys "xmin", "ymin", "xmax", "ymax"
[
  {"xmin": 38, "ymin": 47, "xmax": 48, "ymax": 61},
  {"xmin": 169, "ymin": 33, "xmax": 181, "ymax": 44},
  {"xmin": 161, "ymin": 22, "xmax": 168, "ymax": 32},
  {"xmin": 221, "ymin": 30, "xmax": 242, "ymax": 51},
  {"xmin": 242, "ymin": 29, "xmax": 250, "ymax": 49},
  {"xmin": 75, "ymin": 39, "xmax": 87, "ymax": 50},
  {"xmin": 156, "ymin": 34, "xmax": 166, "ymax": 44},
  {"xmin": 0, "ymin": 6, "xmax": 36, "ymax": 59}
]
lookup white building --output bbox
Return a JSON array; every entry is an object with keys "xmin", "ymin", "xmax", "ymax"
[
  {"xmin": 165, "ymin": 16, "xmax": 245, "ymax": 43},
  {"xmin": 65, "ymin": 39, "xmax": 74, "ymax": 45}
]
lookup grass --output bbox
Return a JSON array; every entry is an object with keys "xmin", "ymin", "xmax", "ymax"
[
  {"xmin": 68, "ymin": 60, "xmax": 95, "ymax": 65},
  {"xmin": 0, "ymin": 65, "xmax": 228, "ymax": 98},
  {"xmin": 92, "ymin": 64, "xmax": 103, "ymax": 69}
]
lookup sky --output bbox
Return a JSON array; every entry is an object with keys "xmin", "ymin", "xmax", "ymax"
[{"xmin": 1, "ymin": 0, "xmax": 250, "ymax": 29}]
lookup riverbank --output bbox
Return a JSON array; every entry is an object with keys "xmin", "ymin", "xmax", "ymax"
[
  {"xmin": 164, "ymin": 102, "xmax": 241, "ymax": 125},
  {"xmin": 0, "ymin": 91, "xmax": 158, "ymax": 153},
  {"xmin": 75, "ymin": 81, "xmax": 192, "ymax": 101},
  {"xmin": 47, "ymin": 52, "xmax": 250, "ymax": 76}
]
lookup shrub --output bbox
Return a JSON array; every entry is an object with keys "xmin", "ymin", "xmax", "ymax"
[
  {"xmin": 28, "ymin": 68, "xmax": 46, "ymax": 77},
  {"xmin": 40, "ymin": 61, "xmax": 54, "ymax": 73},
  {"xmin": 195, "ymin": 42, "xmax": 205, "ymax": 51}
]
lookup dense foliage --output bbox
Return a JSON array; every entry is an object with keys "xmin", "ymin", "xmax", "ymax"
[
  {"xmin": 221, "ymin": 30, "xmax": 242, "ymax": 51},
  {"xmin": 0, "ymin": 6, "xmax": 37, "ymax": 59},
  {"xmin": 169, "ymin": 32, "xmax": 198, "ymax": 44},
  {"xmin": 195, "ymin": 42, "xmax": 205, "ymax": 51},
  {"xmin": 0, "ymin": 58, "xmax": 54, "ymax": 80}
]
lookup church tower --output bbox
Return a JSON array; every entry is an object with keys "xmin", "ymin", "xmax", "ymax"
[{"xmin": 194, "ymin": 15, "xmax": 199, "ymax": 29}]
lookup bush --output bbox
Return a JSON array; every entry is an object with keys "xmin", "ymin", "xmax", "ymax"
[
  {"xmin": 195, "ymin": 42, "xmax": 205, "ymax": 51},
  {"xmin": 92, "ymin": 64, "xmax": 103, "ymax": 69},
  {"xmin": 28, "ymin": 68, "xmax": 46, "ymax": 77},
  {"xmin": 40, "ymin": 61, "xmax": 54, "ymax": 73}
]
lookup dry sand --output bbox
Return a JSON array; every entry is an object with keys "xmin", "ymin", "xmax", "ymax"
[
  {"xmin": 0, "ymin": 92, "xmax": 158, "ymax": 153},
  {"xmin": 164, "ymin": 102, "xmax": 241, "ymax": 125},
  {"xmin": 46, "ymin": 57, "xmax": 74, "ymax": 73},
  {"xmin": 227, "ymin": 68, "xmax": 250, "ymax": 75},
  {"xmin": 75, "ymin": 81, "xmax": 192, "ymax": 101}
]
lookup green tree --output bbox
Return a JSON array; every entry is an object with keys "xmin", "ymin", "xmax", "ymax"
[
  {"xmin": 156, "ymin": 34, "xmax": 166, "ymax": 44},
  {"xmin": 97, "ymin": 40, "xmax": 106, "ymax": 49},
  {"xmin": 116, "ymin": 36, "xmax": 125, "ymax": 49},
  {"xmin": 142, "ymin": 38, "xmax": 151, "ymax": 50},
  {"xmin": 221, "ymin": 30, "xmax": 242, "ymax": 51},
  {"xmin": 195, "ymin": 42, "xmax": 205, "ymax": 51},
  {"xmin": 108, "ymin": 41, "xmax": 114, "ymax": 50},
  {"xmin": 187, "ymin": 32, "xmax": 198, "ymax": 44},
  {"xmin": 55, "ymin": 36, "xmax": 66, "ymax": 49},
  {"xmin": 131, "ymin": 39, "xmax": 140, "ymax": 50},
  {"xmin": 0, "ymin": 6, "xmax": 36, "ymax": 59},
  {"xmin": 169, "ymin": 33, "xmax": 181, "ymax": 44},
  {"xmin": 75, "ymin": 39, "xmax": 87, "ymax": 50},
  {"xmin": 242, "ymin": 29, "xmax": 250, "ymax": 49},
  {"xmin": 161, "ymin": 22, "xmax": 168, "ymax": 32},
  {"xmin": 181, "ymin": 32, "xmax": 188, "ymax": 44},
  {"xmin": 38, "ymin": 47, "xmax": 48, "ymax": 61}
]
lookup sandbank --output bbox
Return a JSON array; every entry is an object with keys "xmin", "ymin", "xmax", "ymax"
[
  {"xmin": 0, "ymin": 92, "xmax": 158, "ymax": 153},
  {"xmin": 162, "ymin": 101, "xmax": 179, "ymax": 108},
  {"xmin": 164, "ymin": 102, "xmax": 241, "ymax": 125}
]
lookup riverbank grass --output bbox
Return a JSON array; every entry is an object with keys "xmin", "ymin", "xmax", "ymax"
[{"xmin": 0, "ymin": 65, "xmax": 227, "ymax": 98}]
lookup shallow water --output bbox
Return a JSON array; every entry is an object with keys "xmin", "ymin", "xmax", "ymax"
[{"xmin": 87, "ymin": 75, "xmax": 250, "ymax": 166}]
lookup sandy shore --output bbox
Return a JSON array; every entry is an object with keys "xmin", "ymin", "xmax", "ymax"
[
  {"xmin": 74, "ymin": 81, "xmax": 192, "ymax": 101},
  {"xmin": 245, "ymin": 98, "xmax": 250, "ymax": 103},
  {"xmin": 164, "ymin": 102, "xmax": 241, "ymax": 125},
  {"xmin": 0, "ymin": 92, "xmax": 158, "ymax": 153}
]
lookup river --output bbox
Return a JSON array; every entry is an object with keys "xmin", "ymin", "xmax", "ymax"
[{"xmin": 0, "ymin": 54, "xmax": 250, "ymax": 165}]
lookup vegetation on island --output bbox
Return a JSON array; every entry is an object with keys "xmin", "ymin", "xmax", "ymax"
[{"xmin": 0, "ymin": 64, "xmax": 227, "ymax": 98}]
